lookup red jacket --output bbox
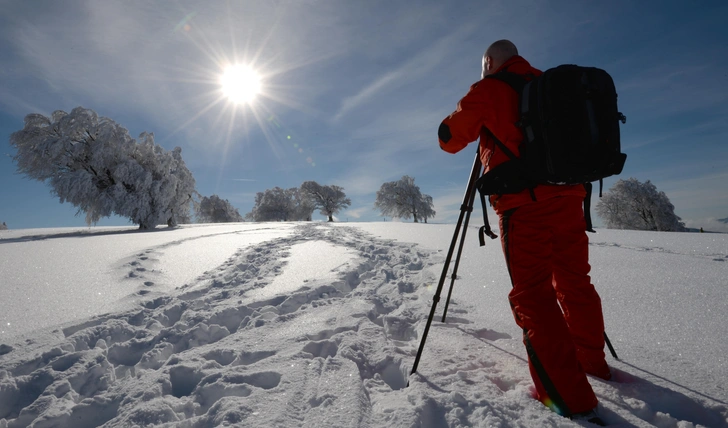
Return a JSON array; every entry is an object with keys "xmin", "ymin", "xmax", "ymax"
[{"xmin": 439, "ymin": 55, "xmax": 585, "ymax": 214}]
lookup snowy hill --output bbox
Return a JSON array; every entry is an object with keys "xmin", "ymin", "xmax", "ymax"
[{"xmin": 0, "ymin": 222, "xmax": 726, "ymax": 427}]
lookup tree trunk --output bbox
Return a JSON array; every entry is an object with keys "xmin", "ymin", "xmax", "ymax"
[{"xmin": 328, "ymin": 214, "xmax": 333, "ymax": 222}]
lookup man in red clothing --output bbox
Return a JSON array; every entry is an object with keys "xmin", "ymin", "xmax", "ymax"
[{"xmin": 438, "ymin": 40, "xmax": 610, "ymax": 424}]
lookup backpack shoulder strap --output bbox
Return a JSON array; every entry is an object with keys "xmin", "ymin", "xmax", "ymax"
[
  {"xmin": 484, "ymin": 71, "xmax": 529, "ymax": 94},
  {"xmin": 478, "ymin": 71, "xmax": 527, "ymax": 162},
  {"xmin": 481, "ymin": 127, "xmax": 517, "ymax": 161},
  {"xmin": 480, "ymin": 71, "xmax": 538, "ymax": 201}
]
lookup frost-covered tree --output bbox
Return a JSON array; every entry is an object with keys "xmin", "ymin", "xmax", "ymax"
[
  {"xmin": 9, "ymin": 107, "xmax": 196, "ymax": 229},
  {"xmin": 300, "ymin": 181, "xmax": 351, "ymax": 222},
  {"xmin": 165, "ymin": 147, "xmax": 196, "ymax": 226},
  {"xmin": 374, "ymin": 175, "xmax": 434, "ymax": 223},
  {"xmin": 196, "ymin": 195, "xmax": 243, "ymax": 223},
  {"xmin": 595, "ymin": 178, "xmax": 686, "ymax": 231},
  {"xmin": 417, "ymin": 194, "xmax": 436, "ymax": 224},
  {"xmin": 292, "ymin": 187, "xmax": 316, "ymax": 221},
  {"xmin": 247, "ymin": 187, "xmax": 312, "ymax": 221},
  {"xmin": 0, "ymin": 222, "xmax": 7, "ymax": 230}
]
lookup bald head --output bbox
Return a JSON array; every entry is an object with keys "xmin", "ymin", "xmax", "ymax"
[{"xmin": 482, "ymin": 40, "xmax": 518, "ymax": 78}]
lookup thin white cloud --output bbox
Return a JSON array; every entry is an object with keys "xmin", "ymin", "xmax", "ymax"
[
  {"xmin": 658, "ymin": 171, "xmax": 728, "ymax": 213},
  {"xmin": 332, "ymin": 23, "xmax": 478, "ymax": 122},
  {"xmin": 682, "ymin": 218, "xmax": 728, "ymax": 233},
  {"xmin": 611, "ymin": 57, "xmax": 728, "ymax": 119},
  {"xmin": 342, "ymin": 206, "xmax": 371, "ymax": 220},
  {"xmin": 623, "ymin": 115, "xmax": 728, "ymax": 149},
  {"xmin": 333, "ymin": 70, "xmax": 404, "ymax": 121},
  {"xmin": 432, "ymin": 190, "xmax": 470, "ymax": 224}
]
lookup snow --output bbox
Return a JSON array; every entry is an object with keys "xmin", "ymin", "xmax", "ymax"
[
  {"xmin": 242, "ymin": 240, "xmax": 358, "ymax": 302},
  {"xmin": 0, "ymin": 222, "xmax": 726, "ymax": 427}
]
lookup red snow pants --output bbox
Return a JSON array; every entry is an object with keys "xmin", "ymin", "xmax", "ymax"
[{"xmin": 498, "ymin": 195, "xmax": 608, "ymax": 416}]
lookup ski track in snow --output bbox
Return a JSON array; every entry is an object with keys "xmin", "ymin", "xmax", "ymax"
[
  {"xmin": 0, "ymin": 223, "xmax": 726, "ymax": 427},
  {"xmin": 589, "ymin": 241, "xmax": 728, "ymax": 263}
]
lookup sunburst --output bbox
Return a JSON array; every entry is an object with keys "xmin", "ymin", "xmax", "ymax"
[
  {"xmin": 161, "ymin": 6, "xmax": 335, "ymax": 176},
  {"xmin": 220, "ymin": 64, "xmax": 262, "ymax": 105}
]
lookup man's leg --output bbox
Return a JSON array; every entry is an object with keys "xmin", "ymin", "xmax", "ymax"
[
  {"xmin": 500, "ymin": 202, "xmax": 598, "ymax": 416},
  {"xmin": 551, "ymin": 196, "xmax": 609, "ymax": 380}
]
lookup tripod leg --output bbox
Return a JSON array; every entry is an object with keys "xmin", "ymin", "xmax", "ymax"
[
  {"xmin": 604, "ymin": 331, "xmax": 619, "ymax": 360},
  {"xmin": 410, "ymin": 151, "xmax": 482, "ymax": 379},
  {"xmin": 441, "ymin": 180, "xmax": 478, "ymax": 322}
]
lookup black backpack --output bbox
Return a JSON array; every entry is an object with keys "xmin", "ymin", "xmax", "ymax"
[{"xmin": 475, "ymin": 65, "xmax": 627, "ymax": 243}]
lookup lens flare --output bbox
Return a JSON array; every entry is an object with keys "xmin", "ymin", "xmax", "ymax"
[{"xmin": 173, "ymin": 12, "xmax": 197, "ymax": 33}]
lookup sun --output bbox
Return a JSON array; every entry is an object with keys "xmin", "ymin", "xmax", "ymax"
[{"xmin": 220, "ymin": 64, "xmax": 262, "ymax": 104}]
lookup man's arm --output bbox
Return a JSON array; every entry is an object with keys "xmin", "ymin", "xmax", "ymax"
[{"xmin": 438, "ymin": 82, "xmax": 487, "ymax": 154}]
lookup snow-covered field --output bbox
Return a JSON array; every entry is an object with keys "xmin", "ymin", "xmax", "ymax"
[{"xmin": 0, "ymin": 222, "xmax": 726, "ymax": 427}]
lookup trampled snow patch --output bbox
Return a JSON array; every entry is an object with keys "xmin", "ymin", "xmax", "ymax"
[
  {"xmin": 243, "ymin": 241, "xmax": 358, "ymax": 301},
  {"xmin": 0, "ymin": 223, "xmax": 294, "ymax": 339}
]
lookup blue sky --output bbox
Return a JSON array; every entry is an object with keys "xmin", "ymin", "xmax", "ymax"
[{"xmin": 1, "ymin": 0, "xmax": 727, "ymax": 231}]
